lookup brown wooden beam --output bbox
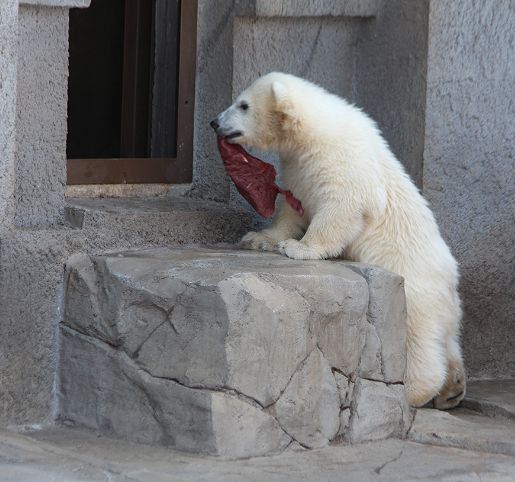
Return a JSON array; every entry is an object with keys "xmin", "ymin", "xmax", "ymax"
[
  {"xmin": 174, "ymin": 0, "xmax": 197, "ymax": 183},
  {"xmin": 67, "ymin": 157, "xmax": 191, "ymax": 185}
]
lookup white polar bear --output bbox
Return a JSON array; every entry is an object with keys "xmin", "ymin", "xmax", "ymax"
[{"xmin": 211, "ymin": 72, "xmax": 465, "ymax": 409}]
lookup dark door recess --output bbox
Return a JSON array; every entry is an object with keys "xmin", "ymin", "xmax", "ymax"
[{"xmin": 67, "ymin": 0, "xmax": 197, "ymax": 184}]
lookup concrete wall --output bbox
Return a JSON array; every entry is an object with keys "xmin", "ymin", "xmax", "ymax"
[
  {"xmin": 15, "ymin": 5, "xmax": 69, "ymax": 227},
  {"xmin": 356, "ymin": 0, "xmax": 429, "ymax": 187},
  {"xmin": 190, "ymin": 0, "xmax": 255, "ymax": 203},
  {"xmin": 0, "ymin": 0, "xmax": 18, "ymax": 231},
  {"xmin": 423, "ymin": 0, "xmax": 515, "ymax": 379}
]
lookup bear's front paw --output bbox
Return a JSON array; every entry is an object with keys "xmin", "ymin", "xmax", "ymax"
[
  {"xmin": 240, "ymin": 231, "xmax": 278, "ymax": 252},
  {"xmin": 278, "ymin": 239, "xmax": 322, "ymax": 260}
]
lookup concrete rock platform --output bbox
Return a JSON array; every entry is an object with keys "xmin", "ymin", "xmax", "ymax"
[
  {"xmin": 2, "ymin": 424, "xmax": 515, "ymax": 482},
  {"xmin": 3, "ymin": 380, "xmax": 515, "ymax": 481},
  {"xmin": 58, "ymin": 247, "xmax": 409, "ymax": 457},
  {"xmin": 410, "ymin": 379, "xmax": 515, "ymax": 456}
]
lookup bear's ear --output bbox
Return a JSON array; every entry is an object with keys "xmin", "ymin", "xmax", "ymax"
[{"xmin": 271, "ymin": 81, "xmax": 290, "ymax": 109}]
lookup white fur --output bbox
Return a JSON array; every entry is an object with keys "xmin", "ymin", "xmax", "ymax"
[{"xmin": 215, "ymin": 72, "xmax": 465, "ymax": 408}]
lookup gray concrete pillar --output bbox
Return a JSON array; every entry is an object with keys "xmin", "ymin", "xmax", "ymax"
[
  {"xmin": 423, "ymin": 0, "xmax": 515, "ymax": 378},
  {"xmin": 0, "ymin": 0, "xmax": 18, "ymax": 232},
  {"xmin": 191, "ymin": 0, "xmax": 256, "ymax": 203},
  {"xmin": 15, "ymin": 4, "xmax": 71, "ymax": 227}
]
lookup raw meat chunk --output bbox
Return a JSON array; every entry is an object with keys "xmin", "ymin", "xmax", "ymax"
[{"xmin": 217, "ymin": 136, "xmax": 303, "ymax": 218}]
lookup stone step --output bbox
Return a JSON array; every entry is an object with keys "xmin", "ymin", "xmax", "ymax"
[
  {"xmin": 65, "ymin": 196, "xmax": 255, "ymax": 245},
  {"xmin": 409, "ymin": 380, "xmax": 515, "ymax": 457},
  {"xmin": 58, "ymin": 247, "xmax": 410, "ymax": 458},
  {"xmin": 5, "ymin": 427, "xmax": 515, "ymax": 482},
  {"xmin": 462, "ymin": 379, "xmax": 515, "ymax": 421}
]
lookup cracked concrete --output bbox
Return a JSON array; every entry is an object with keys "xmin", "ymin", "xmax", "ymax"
[
  {"xmin": 462, "ymin": 379, "xmax": 515, "ymax": 422},
  {"xmin": 410, "ymin": 380, "xmax": 515, "ymax": 458},
  {"xmin": 59, "ymin": 247, "xmax": 410, "ymax": 457},
  {"xmin": 2, "ymin": 425, "xmax": 515, "ymax": 481},
  {"xmin": 5, "ymin": 381, "xmax": 495, "ymax": 479}
]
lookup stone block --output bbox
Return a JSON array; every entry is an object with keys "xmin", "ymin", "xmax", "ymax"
[
  {"xmin": 348, "ymin": 264, "xmax": 407, "ymax": 383},
  {"xmin": 59, "ymin": 327, "xmax": 290, "ymax": 458},
  {"xmin": 409, "ymin": 407, "xmax": 515, "ymax": 457},
  {"xmin": 59, "ymin": 247, "xmax": 409, "ymax": 457},
  {"xmin": 347, "ymin": 379, "xmax": 412, "ymax": 443},
  {"xmin": 272, "ymin": 348, "xmax": 340, "ymax": 448}
]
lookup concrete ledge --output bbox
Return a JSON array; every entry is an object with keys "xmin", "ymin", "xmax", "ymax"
[
  {"xmin": 462, "ymin": 379, "xmax": 515, "ymax": 421},
  {"xmin": 4, "ymin": 427, "xmax": 515, "ymax": 480},
  {"xmin": 58, "ymin": 247, "xmax": 410, "ymax": 457},
  {"xmin": 65, "ymin": 196, "xmax": 254, "ymax": 235},
  {"xmin": 410, "ymin": 408, "xmax": 515, "ymax": 457},
  {"xmin": 255, "ymin": 0, "xmax": 380, "ymax": 17},
  {"xmin": 19, "ymin": 0, "xmax": 90, "ymax": 7},
  {"xmin": 409, "ymin": 381, "xmax": 515, "ymax": 457}
]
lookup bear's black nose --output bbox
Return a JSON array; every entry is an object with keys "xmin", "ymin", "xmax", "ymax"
[{"xmin": 210, "ymin": 119, "xmax": 219, "ymax": 131}]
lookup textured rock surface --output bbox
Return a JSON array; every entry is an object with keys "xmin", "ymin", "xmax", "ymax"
[
  {"xmin": 15, "ymin": 5, "xmax": 69, "ymax": 227},
  {"xmin": 59, "ymin": 247, "xmax": 409, "ymax": 457},
  {"xmin": 0, "ymin": 0, "xmax": 17, "ymax": 229},
  {"xmin": 272, "ymin": 349, "xmax": 340, "ymax": 448},
  {"xmin": 3, "ymin": 427, "xmax": 515, "ymax": 482},
  {"xmin": 423, "ymin": 0, "xmax": 515, "ymax": 379},
  {"xmin": 462, "ymin": 379, "xmax": 515, "ymax": 421},
  {"xmin": 410, "ymin": 380, "xmax": 515, "ymax": 457},
  {"xmin": 347, "ymin": 264, "xmax": 407, "ymax": 383},
  {"xmin": 347, "ymin": 379, "xmax": 411, "ymax": 443},
  {"xmin": 254, "ymin": 0, "xmax": 381, "ymax": 17},
  {"xmin": 20, "ymin": 1, "xmax": 90, "ymax": 6},
  {"xmin": 60, "ymin": 327, "xmax": 290, "ymax": 458},
  {"xmin": 410, "ymin": 408, "xmax": 515, "ymax": 457}
]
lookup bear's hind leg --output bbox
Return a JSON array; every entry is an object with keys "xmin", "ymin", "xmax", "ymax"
[
  {"xmin": 433, "ymin": 336, "xmax": 466, "ymax": 409},
  {"xmin": 405, "ymin": 317, "xmax": 448, "ymax": 407}
]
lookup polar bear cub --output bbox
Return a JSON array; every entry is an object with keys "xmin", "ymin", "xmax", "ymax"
[{"xmin": 212, "ymin": 72, "xmax": 465, "ymax": 409}]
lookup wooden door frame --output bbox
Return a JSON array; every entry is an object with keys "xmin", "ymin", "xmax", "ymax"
[{"xmin": 67, "ymin": 0, "xmax": 197, "ymax": 185}]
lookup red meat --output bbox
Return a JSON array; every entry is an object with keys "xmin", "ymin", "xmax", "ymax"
[{"xmin": 217, "ymin": 136, "xmax": 303, "ymax": 218}]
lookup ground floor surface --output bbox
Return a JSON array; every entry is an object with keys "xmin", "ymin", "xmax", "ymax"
[{"xmin": 2, "ymin": 380, "xmax": 515, "ymax": 481}]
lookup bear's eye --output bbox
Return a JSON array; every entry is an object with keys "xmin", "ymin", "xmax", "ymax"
[{"xmin": 239, "ymin": 102, "xmax": 249, "ymax": 111}]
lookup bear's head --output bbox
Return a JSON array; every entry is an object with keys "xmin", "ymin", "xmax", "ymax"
[{"xmin": 210, "ymin": 72, "xmax": 306, "ymax": 151}]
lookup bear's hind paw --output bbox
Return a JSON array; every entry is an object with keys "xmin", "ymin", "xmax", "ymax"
[{"xmin": 240, "ymin": 231, "xmax": 278, "ymax": 252}]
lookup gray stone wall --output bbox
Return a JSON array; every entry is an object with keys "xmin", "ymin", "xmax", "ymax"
[
  {"xmin": 423, "ymin": 0, "xmax": 515, "ymax": 378},
  {"xmin": 15, "ymin": 5, "xmax": 69, "ymax": 227},
  {"xmin": 190, "ymin": 0, "xmax": 255, "ymax": 203},
  {"xmin": 0, "ymin": 0, "xmax": 17, "ymax": 231},
  {"xmin": 356, "ymin": 0, "xmax": 429, "ymax": 187}
]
